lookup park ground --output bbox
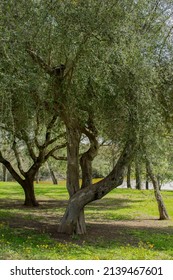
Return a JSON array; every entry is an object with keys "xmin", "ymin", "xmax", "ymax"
[{"xmin": 0, "ymin": 181, "xmax": 173, "ymax": 260}]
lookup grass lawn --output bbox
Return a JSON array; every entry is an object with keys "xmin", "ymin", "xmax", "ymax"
[{"xmin": 0, "ymin": 181, "xmax": 173, "ymax": 260}]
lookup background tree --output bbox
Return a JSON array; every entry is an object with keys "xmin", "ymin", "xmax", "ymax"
[{"xmin": 0, "ymin": 113, "xmax": 66, "ymax": 206}]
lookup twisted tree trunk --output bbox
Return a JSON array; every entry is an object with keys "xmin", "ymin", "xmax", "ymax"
[
  {"xmin": 59, "ymin": 140, "xmax": 135, "ymax": 234},
  {"xmin": 80, "ymin": 125, "xmax": 98, "ymax": 189}
]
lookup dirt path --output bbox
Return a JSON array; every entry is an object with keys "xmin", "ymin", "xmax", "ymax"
[
  {"xmin": 1, "ymin": 213, "xmax": 173, "ymax": 245},
  {"xmin": 0, "ymin": 199, "xmax": 173, "ymax": 245}
]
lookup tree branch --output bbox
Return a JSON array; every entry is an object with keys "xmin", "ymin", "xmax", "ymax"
[
  {"xmin": 26, "ymin": 44, "xmax": 53, "ymax": 75},
  {"xmin": 45, "ymin": 115, "xmax": 58, "ymax": 144},
  {"xmin": 45, "ymin": 143, "xmax": 67, "ymax": 161},
  {"xmin": 21, "ymin": 130, "xmax": 37, "ymax": 162},
  {"xmin": 12, "ymin": 140, "xmax": 25, "ymax": 177},
  {"xmin": 0, "ymin": 151, "xmax": 24, "ymax": 185},
  {"xmin": 45, "ymin": 131, "xmax": 65, "ymax": 147},
  {"xmin": 51, "ymin": 155, "xmax": 67, "ymax": 161}
]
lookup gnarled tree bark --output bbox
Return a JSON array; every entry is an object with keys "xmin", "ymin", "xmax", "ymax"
[
  {"xmin": 64, "ymin": 125, "xmax": 87, "ymax": 234},
  {"xmin": 76, "ymin": 122, "xmax": 99, "ymax": 234},
  {"xmin": 59, "ymin": 139, "xmax": 135, "ymax": 234},
  {"xmin": 80, "ymin": 117, "xmax": 99, "ymax": 189}
]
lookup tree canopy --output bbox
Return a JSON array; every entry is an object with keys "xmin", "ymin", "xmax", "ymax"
[{"xmin": 0, "ymin": 0, "xmax": 173, "ymax": 233}]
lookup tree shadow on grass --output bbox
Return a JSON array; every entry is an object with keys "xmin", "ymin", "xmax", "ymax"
[
  {"xmin": 0, "ymin": 197, "xmax": 140, "ymax": 213},
  {"xmin": 0, "ymin": 206, "xmax": 173, "ymax": 249},
  {"xmin": 0, "ymin": 197, "xmax": 173, "ymax": 255},
  {"xmin": 0, "ymin": 198, "xmax": 68, "ymax": 210},
  {"xmin": 87, "ymin": 197, "xmax": 144, "ymax": 211}
]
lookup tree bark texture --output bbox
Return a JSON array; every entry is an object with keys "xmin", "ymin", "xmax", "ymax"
[
  {"xmin": 64, "ymin": 125, "xmax": 87, "ymax": 234},
  {"xmin": 59, "ymin": 140, "xmax": 135, "ymax": 234},
  {"xmin": 80, "ymin": 129, "xmax": 98, "ymax": 189},
  {"xmin": 66, "ymin": 126, "xmax": 81, "ymax": 196},
  {"xmin": 22, "ymin": 178, "xmax": 39, "ymax": 206},
  {"xmin": 146, "ymin": 160, "xmax": 169, "ymax": 220}
]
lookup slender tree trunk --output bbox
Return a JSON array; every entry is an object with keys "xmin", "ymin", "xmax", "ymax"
[
  {"xmin": 127, "ymin": 163, "xmax": 132, "ymax": 188},
  {"xmin": 59, "ymin": 125, "xmax": 86, "ymax": 234},
  {"xmin": 22, "ymin": 177, "xmax": 39, "ymax": 207},
  {"xmin": 66, "ymin": 126, "xmax": 81, "ymax": 196},
  {"xmin": 146, "ymin": 160, "xmax": 169, "ymax": 220},
  {"xmin": 145, "ymin": 162, "xmax": 149, "ymax": 190},
  {"xmin": 145, "ymin": 176, "xmax": 149, "ymax": 190},
  {"xmin": 79, "ymin": 130, "xmax": 98, "ymax": 234},
  {"xmin": 80, "ymin": 156, "xmax": 92, "ymax": 189},
  {"xmin": 59, "ymin": 140, "xmax": 135, "ymax": 234},
  {"xmin": 35, "ymin": 171, "xmax": 40, "ymax": 184},
  {"xmin": 2, "ymin": 164, "xmax": 8, "ymax": 182},
  {"xmin": 80, "ymin": 128, "xmax": 98, "ymax": 189},
  {"xmin": 47, "ymin": 162, "xmax": 58, "ymax": 185},
  {"xmin": 135, "ymin": 161, "xmax": 142, "ymax": 190},
  {"xmin": 157, "ymin": 175, "xmax": 162, "ymax": 190}
]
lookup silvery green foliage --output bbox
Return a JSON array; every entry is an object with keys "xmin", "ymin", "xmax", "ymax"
[{"xmin": 0, "ymin": 0, "xmax": 172, "ymax": 161}]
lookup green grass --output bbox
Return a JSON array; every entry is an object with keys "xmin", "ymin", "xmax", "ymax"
[{"xmin": 0, "ymin": 182, "xmax": 173, "ymax": 259}]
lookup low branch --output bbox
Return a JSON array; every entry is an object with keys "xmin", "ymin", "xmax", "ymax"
[
  {"xmin": 51, "ymin": 155, "xmax": 67, "ymax": 161},
  {"xmin": 45, "ymin": 143, "xmax": 67, "ymax": 161},
  {"xmin": 12, "ymin": 140, "xmax": 25, "ymax": 177},
  {"xmin": 0, "ymin": 151, "xmax": 24, "ymax": 185},
  {"xmin": 34, "ymin": 114, "xmax": 42, "ymax": 149},
  {"xmin": 46, "ymin": 132, "xmax": 65, "ymax": 147},
  {"xmin": 40, "ymin": 132, "xmax": 66, "ymax": 149},
  {"xmin": 45, "ymin": 115, "xmax": 58, "ymax": 143},
  {"xmin": 21, "ymin": 130, "xmax": 37, "ymax": 162}
]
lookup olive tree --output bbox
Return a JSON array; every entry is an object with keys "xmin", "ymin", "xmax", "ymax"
[{"xmin": 0, "ymin": 0, "xmax": 172, "ymax": 232}]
